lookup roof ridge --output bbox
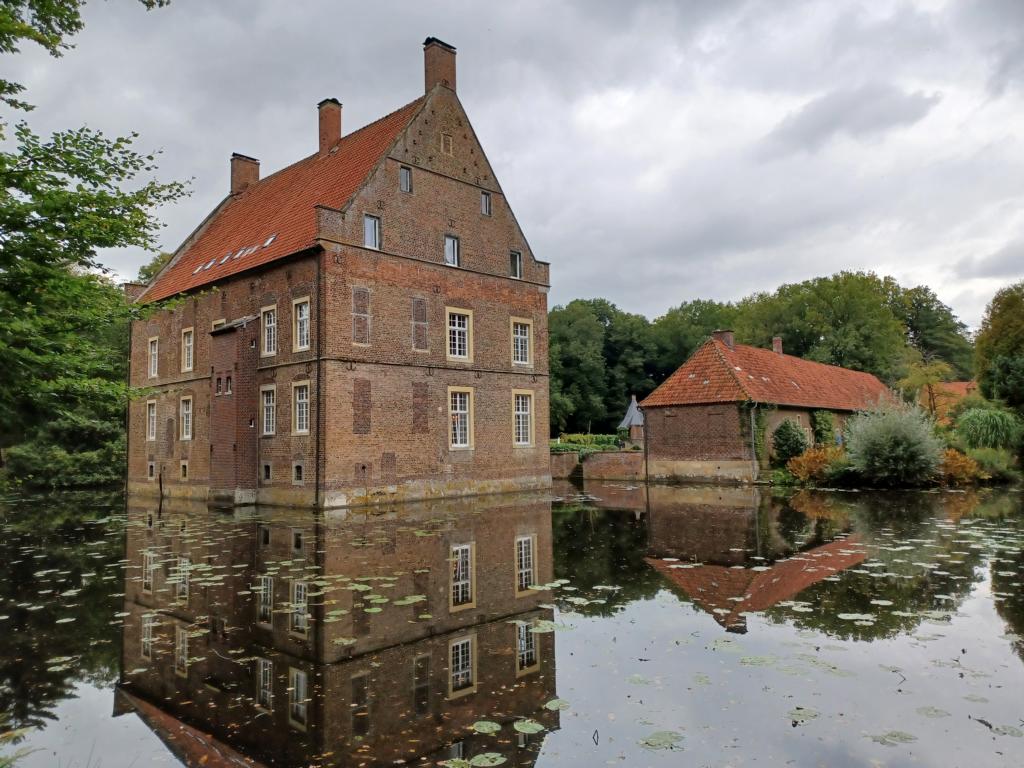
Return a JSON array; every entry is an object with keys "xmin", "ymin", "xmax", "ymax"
[
  {"xmin": 711, "ymin": 339, "xmax": 755, "ymax": 401},
  {"xmin": 735, "ymin": 341, "xmax": 878, "ymax": 377}
]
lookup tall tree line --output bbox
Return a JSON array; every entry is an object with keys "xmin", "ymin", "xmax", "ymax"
[{"xmin": 550, "ymin": 271, "xmax": 975, "ymax": 435}]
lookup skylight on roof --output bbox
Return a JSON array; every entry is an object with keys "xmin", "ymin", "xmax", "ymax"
[
  {"xmin": 204, "ymin": 258, "xmax": 216, "ymax": 270},
  {"xmin": 264, "ymin": 234, "xmax": 277, "ymax": 247},
  {"xmin": 219, "ymin": 254, "xmax": 230, "ymax": 264},
  {"xmin": 192, "ymin": 265, "xmax": 203, "ymax": 275}
]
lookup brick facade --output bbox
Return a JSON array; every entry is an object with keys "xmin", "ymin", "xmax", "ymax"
[{"xmin": 127, "ymin": 40, "xmax": 551, "ymax": 508}]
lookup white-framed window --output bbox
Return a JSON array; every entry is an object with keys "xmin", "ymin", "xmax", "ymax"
[
  {"xmin": 181, "ymin": 328, "xmax": 194, "ymax": 372},
  {"xmin": 292, "ymin": 382, "xmax": 310, "ymax": 435},
  {"xmin": 511, "ymin": 319, "xmax": 532, "ymax": 365},
  {"xmin": 211, "ymin": 318, "xmax": 226, "ymax": 330},
  {"xmin": 148, "ymin": 338, "xmax": 159, "ymax": 378},
  {"xmin": 480, "ymin": 190, "xmax": 492, "ymax": 216},
  {"xmin": 175, "ymin": 556, "xmax": 190, "ymax": 602},
  {"xmin": 146, "ymin": 401, "xmax": 157, "ymax": 441},
  {"xmin": 257, "ymin": 574, "xmax": 273, "ymax": 624},
  {"xmin": 261, "ymin": 306, "xmax": 277, "ymax": 356},
  {"xmin": 179, "ymin": 397, "xmax": 192, "ymax": 441},
  {"xmin": 363, "ymin": 214, "xmax": 380, "ymax": 250},
  {"xmin": 517, "ymin": 622, "xmax": 538, "ymax": 673},
  {"xmin": 352, "ymin": 287, "xmax": 371, "ymax": 345},
  {"xmin": 411, "ymin": 297, "xmax": 428, "ymax": 351},
  {"xmin": 400, "ymin": 165, "xmax": 412, "ymax": 193},
  {"xmin": 257, "ymin": 658, "xmax": 273, "ymax": 709},
  {"xmin": 446, "ymin": 309, "xmax": 472, "ymax": 361},
  {"xmin": 515, "ymin": 535, "xmax": 536, "ymax": 593},
  {"xmin": 174, "ymin": 624, "xmax": 188, "ymax": 676},
  {"xmin": 141, "ymin": 614, "xmax": 155, "ymax": 659},
  {"xmin": 450, "ymin": 543, "xmax": 474, "ymax": 608},
  {"xmin": 261, "ymin": 386, "xmax": 276, "ymax": 435},
  {"xmin": 293, "ymin": 298, "xmax": 310, "ymax": 351},
  {"xmin": 290, "ymin": 581, "xmax": 308, "ymax": 634},
  {"xmin": 142, "ymin": 550, "xmax": 156, "ymax": 593},
  {"xmin": 449, "ymin": 636, "xmax": 474, "ymax": 695},
  {"xmin": 289, "ymin": 667, "xmax": 308, "ymax": 728},
  {"xmin": 444, "ymin": 235, "xmax": 460, "ymax": 267},
  {"xmin": 225, "ymin": 375, "xmax": 232, "ymax": 394},
  {"xmin": 513, "ymin": 391, "xmax": 534, "ymax": 447},
  {"xmin": 510, "ymin": 251, "xmax": 523, "ymax": 279},
  {"xmin": 448, "ymin": 388, "xmax": 473, "ymax": 449}
]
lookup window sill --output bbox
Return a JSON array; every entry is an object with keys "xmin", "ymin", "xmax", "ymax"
[
  {"xmin": 447, "ymin": 686, "xmax": 477, "ymax": 700},
  {"xmin": 449, "ymin": 445, "xmax": 474, "ymax": 452}
]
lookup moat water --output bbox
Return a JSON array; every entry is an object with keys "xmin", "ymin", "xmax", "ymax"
[{"xmin": 1, "ymin": 482, "xmax": 1023, "ymax": 767}]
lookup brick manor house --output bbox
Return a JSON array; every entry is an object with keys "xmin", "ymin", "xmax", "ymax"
[{"xmin": 127, "ymin": 38, "xmax": 551, "ymax": 507}]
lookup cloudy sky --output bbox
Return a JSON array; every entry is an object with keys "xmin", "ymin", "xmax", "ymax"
[{"xmin": 8, "ymin": 0, "xmax": 1024, "ymax": 327}]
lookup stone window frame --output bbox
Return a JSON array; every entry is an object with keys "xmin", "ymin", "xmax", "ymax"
[
  {"xmin": 147, "ymin": 461, "xmax": 156, "ymax": 480},
  {"xmin": 288, "ymin": 666, "xmax": 308, "ymax": 730},
  {"xmin": 180, "ymin": 459, "xmax": 189, "ymax": 480},
  {"xmin": 449, "ymin": 541, "xmax": 476, "ymax": 612},
  {"xmin": 256, "ymin": 574, "xmax": 273, "ymax": 625},
  {"xmin": 260, "ymin": 385, "xmax": 276, "ymax": 436},
  {"xmin": 179, "ymin": 396, "xmax": 193, "ymax": 441},
  {"xmin": 292, "ymin": 462, "xmax": 305, "ymax": 486},
  {"xmin": 514, "ymin": 533, "xmax": 537, "ymax": 597},
  {"xmin": 180, "ymin": 327, "xmax": 194, "ymax": 373},
  {"xmin": 260, "ymin": 304, "xmax": 278, "ymax": 357},
  {"xmin": 289, "ymin": 580, "xmax": 309, "ymax": 637},
  {"xmin": 510, "ymin": 317, "xmax": 533, "ymax": 367},
  {"xmin": 445, "ymin": 307, "xmax": 473, "ymax": 363},
  {"xmin": 512, "ymin": 389, "xmax": 535, "ymax": 448},
  {"xmin": 447, "ymin": 386, "xmax": 474, "ymax": 450},
  {"xmin": 291, "ymin": 380, "xmax": 310, "ymax": 435},
  {"xmin": 146, "ymin": 400, "xmax": 157, "ymax": 441},
  {"xmin": 292, "ymin": 296, "xmax": 311, "ymax": 352},
  {"xmin": 440, "ymin": 132, "xmax": 454, "ymax": 156},
  {"xmin": 147, "ymin": 336, "xmax": 159, "ymax": 378},
  {"xmin": 515, "ymin": 621, "xmax": 540, "ymax": 677}
]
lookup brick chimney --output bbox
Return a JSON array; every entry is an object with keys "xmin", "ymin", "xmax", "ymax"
[
  {"xmin": 122, "ymin": 282, "xmax": 147, "ymax": 302},
  {"xmin": 230, "ymin": 153, "xmax": 259, "ymax": 195},
  {"xmin": 424, "ymin": 37, "xmax": 456, "ymax": 92},
  {"xmin": 318, "ymin": 98, "xmax": 342, "ymax": 154},
  {"xmin": 712, "ymin": 329, "xmax": 735, "ymax": 349},
  {"xmin": 772, "ymin": 336, "xmax": 783, "ymax": 355}
]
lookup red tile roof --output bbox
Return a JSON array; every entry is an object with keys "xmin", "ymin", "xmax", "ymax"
[
  {"xmin": 641, "ymin": 338, "xmax": 890, "ymax": 411},
  {"xmin": 141, "ymin": 97, "xmax": 425, "ymax": 302}
]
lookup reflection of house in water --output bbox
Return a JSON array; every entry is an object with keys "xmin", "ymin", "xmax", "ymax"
[
  {"xmin": 643, "ymin": 486, "xmax": 866, "ymax": 632},
  {"xmin": 116, "ymin": 494, "xmax": 557, "ymax": 766}
]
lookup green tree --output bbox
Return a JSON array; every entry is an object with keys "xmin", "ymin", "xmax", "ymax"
[
  {"xmin": 772, "ymin": 419, "xmax": 808, "ymax": 463},
  {"xmin": 650, "ymin": 299, "xmax": 737, "ymax": 382},
  {"xmin": 893, "ymin": 285, "xmax": 974, "ymax": 379},
  {"xmin": 898, "ymin": 358, "xmax": 954, "ymax": 417},
  {"xmin": 976, "ymin": 281, "xmax": 1024, "ymax": 410},
  {"xmin": 136, "ymin": 250, "xmax": 173, "ymax": 283},
  {"xmin": 734, "ymin": 272, "xmax": 908, "ymax": 382}
]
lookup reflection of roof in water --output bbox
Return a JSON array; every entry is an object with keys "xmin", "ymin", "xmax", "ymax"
[
  {"xmin": 648, "ymin": 535, "xmax": 867, "ymax": 632},
  {"xmin": 116, "ymin": 687, "xmax": 267, "ymax": 768}
]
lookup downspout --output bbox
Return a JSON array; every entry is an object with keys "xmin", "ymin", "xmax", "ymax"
[
  {"xmin": 749, "ymin": 403, "xmax": 760, "ymax": 482},
  {"xmin": 641, "ymin": 404, "xmax": 649, "ymax": 486},
  {"xmin": 314, "ymin": 250, "xmax": 323, "ymax": 509}
]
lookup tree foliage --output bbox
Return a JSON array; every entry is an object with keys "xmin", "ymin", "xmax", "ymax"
[
  {"xmin": 845, "ymin": 404, "xmax": 943, "ymax": 487},
  {"xmin": 976, "ymin": 281, "xmax": 1024, "ymax": 409},
  {"xmin": 136, "ymin": 250, "xmax": 173, "ymax": 283},
  {"xmin": 898, "ymin": 358, "xmax": 954, "ymax": 416},
  {"xmin": 772, "ymin": 419, "xmax": 808, "ymax": 463}
]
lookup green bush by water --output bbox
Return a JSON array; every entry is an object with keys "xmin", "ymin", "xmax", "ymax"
[
  {"xmin": 772, "ymin": 419, "xmax": 808, "ymax": 464},
  {"xmin": 844, "ymin": 404, "xmax": 943, "ymax": 487}
]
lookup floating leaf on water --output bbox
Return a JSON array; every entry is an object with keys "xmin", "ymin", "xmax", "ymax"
[
  {"xmin": 513, "ymin": 719, "xmax": 544, "ymax": 734},
  {"xmin": 471, "ymin": 720, "xmax": 501, "ymax": 734},
  {"xmin": 740, "ymin": 655, "xmax": 776, "ymax": 667},
  {"xmin": 628, "ymin": 674, "xmax": 653, "ymax": 685},
  {"xmin": 837, "ymin": 613, "xmax": 875, "ymax": 622},
  {"xmin": 993, "ymin": 725, "xmax": 1024, "ymax": 737},
  {"xmin": 544, "ymin": 698, "xmax": 570, "ymax": 711},
  {"xmin": 916, "ymin": 706, "xmax": 950, "ymax": 718},
  {"xmin": 870, "ymin": 599, "xmax": 893, "ymax": 606},
  {"xmin": 363, "ymin": 606, "xmax": 382, "ymax": 614},
  {"xmin": 469, "ymin": 754, "xmax": 507, "ymax": 767},
  {"xmin": 788, "ymin": 707, "xmax": 819, "ymax": 725},
  {"xmin": 439, "ymin": 760, "xmax": 471, "ymax": 768},
  {"xmin": 638, "ymin": 730, "xmax": 683, "ymax": 751},
  {"xmin": 692, "ymin": 673, "xmax": 711, "ymax": 686},
  {"xmin": 869, "ymin": 730, "xmax": 917, "ymax": 746}
]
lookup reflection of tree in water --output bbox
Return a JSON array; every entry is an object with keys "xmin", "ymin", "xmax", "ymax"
[
  {"xmin": 988, "ymin": 522, "xmax": 1024, "ymax": 664},
  {"xmin": 765, "ymin": 491, "xmax": 998, "ymax": 641},
  {"xmin": 0, "ymin": 491, "xmax": 123, "ymax": 734},
  {"xmin": 552, "ymin": 505, "xmax": 662, "ymax": 615},
  {"xmin": 776, "ymin": 492, "xmax": 850, "ymax": 551}
]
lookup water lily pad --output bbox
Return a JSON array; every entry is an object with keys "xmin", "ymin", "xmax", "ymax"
[
  {"xmin": 993, "ymin": 725, "xmax": 1023, "ymax": 737},
  {"xmin": 472, "ymin": 720, "xmax": 501, "ymax": 734},
  {"xmin": 469, "ymin": 754, "xmax": 507, "ymax": 767},
  {"xmin": 544, "ymin": 698, "xmax": 570, "ymax": 711},
  {"xmin": 788, "ymin": 707, "xmax": 819, "ymax": 725},
  {"xmin": 638, "ymin": 730, "xmax": 683, "ymax": 751},
  {"xmin": 869, "ymin": 730, "xmax": 917, "ymax": 746},
  {"xmin": 513, "ymin": 719, "xmax": 544, "ymax": 734},
  {"xmin": 916, "ymin": 706, "xmax": 950, "ymax": 718}
]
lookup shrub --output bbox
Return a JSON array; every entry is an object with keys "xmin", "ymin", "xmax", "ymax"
[
  {"xmin": 938, "ymin": 449, "xmax": 983, "ymax": 487},
  {"xmin": 772, "ymin": 419, "xmax": 808, "ymax": 464},
  {"xmin": 558, "ymin": 433, "xmax": 619, "ymax": 447},
  {"xmin": 810, "ymin": 411, "xmax": 836, "ymax": 446},
  {"xmin": 966, "ymin": 447, "xmax": 1021, "ymax": 484},
  {"xmin": 956, "ymin": 407, "xmax": 1022, "ymax": 450},
  {"xmin": 844, "ymin": 403, "xmax": 943, "ymax": 487},
  {"xmin": 786, "ymin": 446, "xmax": 845, "ymax": 484}
]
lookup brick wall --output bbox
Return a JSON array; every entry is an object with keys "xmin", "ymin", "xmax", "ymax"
[{"xmin": 645, "ymin": 403, "xmax": 749, "ymax": 462}]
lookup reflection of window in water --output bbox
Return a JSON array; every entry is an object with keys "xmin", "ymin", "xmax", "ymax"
[
  {"xmin": 413, "ymin": 655, "xmax": 430, "ymax": 714},
  {"xmin": 451, "ymin": 544, "xmax": 473, "ymax": 607},
  {"xmin": 516, "ymin": 535, "xmax": 535, "ymax": 592},
  {"xmin": 174, "ymin": 625, "xmax": 188, "ymax": 675},
  {"xmin": 257, "ymin": 575, "xmax": 273, "ymax": 624},
  {"xmin": 141, "ymin": 614, "xmax": 155, "ymax": 659},
  {"xmin": 142, "ymin": 550, "xmax": 155, "ymax": 592},
  {"xmin": 517, "ymin": 623, "xmax": 537, "ymax": 671},
  {"xmin": 257, "ymin": 658, "xmax": 273, "ymax": 709},
  {"xmin": 289, "ymin": 667, "xmax": 307, "ymax": 727},
  {"xmin": 175, "ymin": 556, "xmax": 190, "ymax": 601},
  {"xmin": 447, "ymin": 742, "xmax": 466, "ymax": 759},
  {"xmin": 351, "ymin": 674, "xmax": 370, "ymax": 736},
  {"xmin": 291, "ymin": 581, "xmax": 308, "ymax": 633},
  {"xmin": 450, "ymin": 637, "xmax": 474, "ymax": 692}
]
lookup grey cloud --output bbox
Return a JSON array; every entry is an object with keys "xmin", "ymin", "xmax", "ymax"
[
  {"xmin": 758, "ymin": 83, "xmax": 940, "ymax": 159},
  {"xmin": 957, "ymin": 240, "xmax": 1024, "ymax": 279}
]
